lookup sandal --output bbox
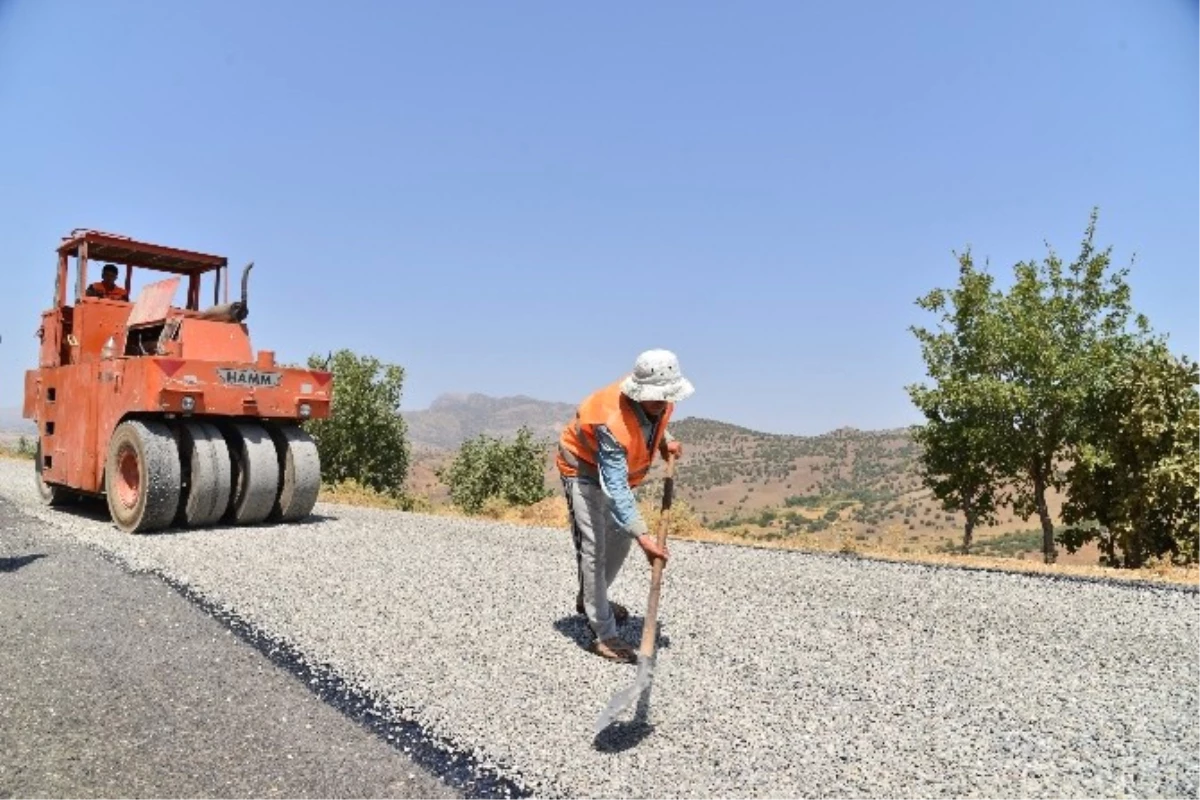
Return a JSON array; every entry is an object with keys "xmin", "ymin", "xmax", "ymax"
[
  {"xmin": 589, "ymin": 637, "xmax": 638, "ymax": 664},
  {"xmin": 576, "ymin": 598, "xmax": 630, "ymax": 624}
]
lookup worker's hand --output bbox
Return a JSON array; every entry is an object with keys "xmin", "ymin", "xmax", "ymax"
[
  {"xmin": 660, "ymin": 440, "xmax": 683, "ymax": 460},
  {"xmin": 637, "ymin": 533, "xmax": 670, "ymax": 566}
]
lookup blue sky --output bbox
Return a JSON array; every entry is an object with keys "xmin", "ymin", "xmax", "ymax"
[{"xmin": 0, "ymin": 0, "xmax": 1195, "ymax": 435}]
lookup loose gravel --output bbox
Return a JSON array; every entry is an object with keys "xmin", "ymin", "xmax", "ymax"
[{"xmin": 1, "ymin": 457, "xmax": 1196, "ymax": 798}]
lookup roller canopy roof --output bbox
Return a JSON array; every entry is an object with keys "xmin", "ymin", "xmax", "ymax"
[{"xmin": 58, "ymin": 229, "xmax": 227, "ymax": 275}]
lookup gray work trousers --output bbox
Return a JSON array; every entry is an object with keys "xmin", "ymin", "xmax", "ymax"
[{"xmin": 563, "ymin": 475, "xmax": 633, "ymax": 641}]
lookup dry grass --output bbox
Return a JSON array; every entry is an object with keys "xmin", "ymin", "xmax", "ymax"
[
  {"xmin": 670, "ymin": 520, "xmax": 1199, "ymax": 588},
  {"xmin": 317, "ymin": 479, "xmax": 434, "ymax": 513},
  {"xmin": 317, "ymin": 486, "xmax": 1198, "ymax": 589},
  {"xmin": 894, "ymin": 551, "xmax": 1198, "ymax": 586},
  {"xmin": 319, "ymin": 480, "xmax": 406, "ymax": 509}
]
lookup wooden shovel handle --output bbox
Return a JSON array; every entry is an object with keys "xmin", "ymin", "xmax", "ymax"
[{"xmin": 638, "ymin": 453, "xmax": 675, "ymax": 658}]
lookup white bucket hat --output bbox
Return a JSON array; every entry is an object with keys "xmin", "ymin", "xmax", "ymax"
[{"xmin": 619, "ymin": 349, "xmax": 695, "ymax": 403}]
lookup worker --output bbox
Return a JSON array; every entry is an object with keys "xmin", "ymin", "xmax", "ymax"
[
  {"xmin": 556, "ymin": 348, "xmax": 694, "ymax": 663},
  {"xmin": 85, "ymin": 264, "xmax": 130, "ymax": 301}
]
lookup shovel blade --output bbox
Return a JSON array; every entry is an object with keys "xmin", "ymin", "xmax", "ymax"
[{"xmin": 594, "ymin": 655, "xmax": 655, "ymax": 736}]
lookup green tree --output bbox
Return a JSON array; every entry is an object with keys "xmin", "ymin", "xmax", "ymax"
[
  {"xmin": 907, "ymin": 250, "xmax": 1012, "ymax": 554},
  {"xmin": 438, "ymin": 426, "xmax": 552, "ymax": 514},
  {"xmin": 1059, "ymin": 341, "xmax": 1199, "ymax": 567},
  {"xmin": 303, "ymin": 349, "xmax": 410, "ymax": 495},
  {"xmin": 909, "ymin": 411, "xmax": 1010, "ymax": 554},
  {"xmin": 909, "ymin": 210, "xmax": 1153, "ymax": 563},
  {"xmin": 991, "ymin": 209, "xmax": 1148, "ymax": 562}
]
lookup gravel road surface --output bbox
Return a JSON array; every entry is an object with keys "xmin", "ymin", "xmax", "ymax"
[
  {"xmin": 1, "ymin": 457, "xmax": 1196, "ymax": 798},
  {"xmin": 0, "ymin": 496, "xmax": 458, "ymax": 799}
]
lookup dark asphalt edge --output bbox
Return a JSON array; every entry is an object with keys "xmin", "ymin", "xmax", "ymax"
[
  {"xmin": 145, "ymin": 568, "xmax": 539, "ymax": 800},
  {"xmin": 3, "ymin": 508, "xmax": 541, "ymax": 800}
]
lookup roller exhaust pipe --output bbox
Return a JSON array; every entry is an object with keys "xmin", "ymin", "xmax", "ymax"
[{"xmin": 198, "ymin": 262, "xmax": 253, "ymax": 322}]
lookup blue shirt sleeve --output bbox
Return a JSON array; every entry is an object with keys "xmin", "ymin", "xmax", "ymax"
[{"xmin": 594, "ymin": 424, "xmax": 649, "ymax": 537}]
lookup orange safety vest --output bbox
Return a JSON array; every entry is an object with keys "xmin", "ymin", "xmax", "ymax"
[
  {"xmin": 557, "ymin": 380, "xmax": 673, "ymax": 488},
  {"xmin": 87, "ymin": 281, "xmax": 129, "ymax": 301}
]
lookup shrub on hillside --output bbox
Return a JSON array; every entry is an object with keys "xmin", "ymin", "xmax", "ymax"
[
  {"xmin": 438, "ymin": 426, "xmax": 552, "ymax": 514},
  {"xmin": 0, "ymin": 437, "xmax": 36, "ymax": 460}
]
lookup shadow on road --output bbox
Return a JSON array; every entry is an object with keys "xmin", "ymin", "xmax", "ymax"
[
  {"xmin": 593, "ymin": 686, "xmax": 656, "ymax": 753},
  {"xmin": 47, "ymin": 495, "xmax": 112, "ymax": 523},
  {"xmin": 551, "ymin": 614, "xmax": 594, "ymax": 650},
  {"xmin": 551, "ymin": 614, "xmax": 672, "ymax": 653},
  {"xmin": 282, "ymin": 512, "xmax": 340, "ymax": 526},
  {"xmin": 554, "ymin": 609, "xmax": 672, "ymax": 753},
  {"xmin": 0, "ymin": 553, "xmax": 47, "ymax": 572}
]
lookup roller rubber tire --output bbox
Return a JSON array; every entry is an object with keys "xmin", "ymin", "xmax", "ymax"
[
  {"xmin": 266, "ymin": 423, "xmax": 322, "ymax": 522},
  {"xmin": 105, "ymin": 419, "xmax": 182, "ymax": 533},
  {"xmin": 178, "ymin": 421, "xmax": 233, "ymax": 527},
  {"xmin": 221, "ymin": 422, "xmax": 280, "ymax": 525}
]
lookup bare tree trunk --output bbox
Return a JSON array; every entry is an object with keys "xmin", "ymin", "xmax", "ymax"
[
  {"xmin": 957, "ymin": 492, "xmax": 977, "ymax": 555},
  {"xmin": 1032, "ymin": 465, "xmax": 1056, "ymax": 564}
]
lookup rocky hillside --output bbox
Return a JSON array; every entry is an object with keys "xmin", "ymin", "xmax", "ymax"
[
  {"xmin": 400, "ymin": 396, "xmax": 929, "ymax": 516},
  {"xmin": 664, "ymin": 417, "xmax": 924, "ymax": 507},
  {"xmin": 401, "ymin": 395, "xmax": 941, "ymax": 517},
  {"xmin": 401, "ymin": 395, "xmax": 1075, "ymax": 562}
]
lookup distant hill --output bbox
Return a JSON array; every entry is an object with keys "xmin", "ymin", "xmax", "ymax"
[
  {"xmin": 0, "ymin": 407, "xmax": 36, "ymax": 442},
  {"xmin": 399, "ymin": 393, "xmax": 931, "ymax": 515},
  {"xmin": 402, "ymin": 393, "xmax": 577, "ymax": 450},
  {"xmin": 399, "ymin": 395, "xmax": 929, "ymax": 514}
]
